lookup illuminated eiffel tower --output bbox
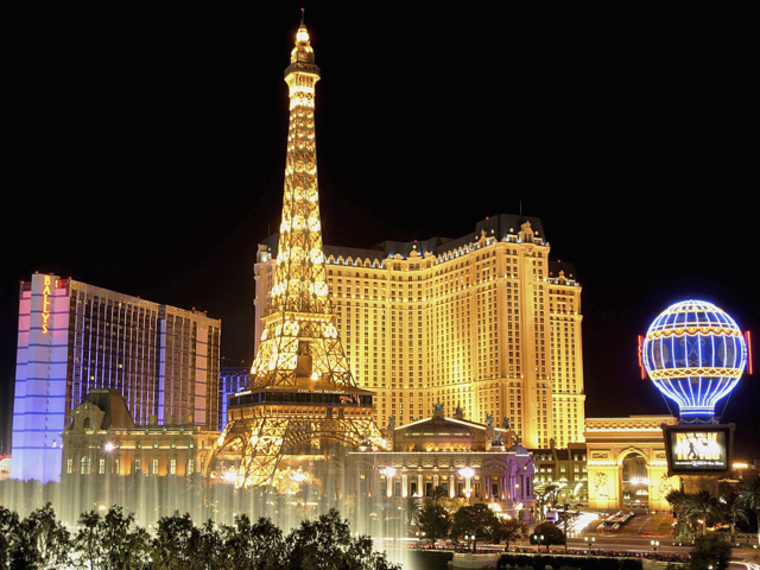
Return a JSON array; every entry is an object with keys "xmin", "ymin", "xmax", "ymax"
[{"xmin": 207, "ymin": 13, "xmax": 384, "ymax": 489}]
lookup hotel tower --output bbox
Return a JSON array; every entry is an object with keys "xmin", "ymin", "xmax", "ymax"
[
  {"xmin": 12, "ymin": 273, "xmax": 221, "ymax": 482},
  {"xmin": 247, "ymin": 18, "xmax": 586, "ymax": 451},
  {"xmin": 255, "ymin": 219, "xmax": 584, "ymax": 449}
]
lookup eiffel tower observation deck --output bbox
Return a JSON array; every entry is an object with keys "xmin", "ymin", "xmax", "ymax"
[{"xmin": 206, "ymin": 13, "xmax": 384, "ymax": 490}]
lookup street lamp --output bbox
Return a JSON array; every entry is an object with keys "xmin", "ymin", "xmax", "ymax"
[
  {"xmin": 563, "ymin": 503, "xmax": 569, "ymax": 553},
  {"xmin": 585, "ymin": 536, "xmax": 595, "ymax": 551},
  {"xmin": 380, "ymin": 466, "xmax": 396, "ymax": 498},
  {"xmin": 533, "ymin": 534, "xmax": 545, "ymax": 551},
  {"xmin": 650, "ymin": 539, "xmax": 660, "ymax": 553},
  {"xmin": 459, "ymin": 467, "xmax": 475, "ymax": 499},
  {"xmin": 102, "ymin": 440, "xmax": 118, "ymax": 475}
]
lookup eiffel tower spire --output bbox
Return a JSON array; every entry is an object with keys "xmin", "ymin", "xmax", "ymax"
[
  {"xmin": 206, "ymin": 15, "xmax": 383, "ymax": 489},
  {"xmin": 250, "ymin": 16, "xmax": 354, "ymax": 390}
]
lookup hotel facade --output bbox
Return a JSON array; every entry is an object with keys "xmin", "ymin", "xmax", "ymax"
[
  {"xmin": 254, "ymin": 213, "xmax": 584, "ymax": 449},
  {"xmin": 11, "ymin": 273, "xmax": 221, "ymax": 482}
]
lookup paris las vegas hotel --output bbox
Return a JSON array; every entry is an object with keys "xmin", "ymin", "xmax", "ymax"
[{"xmin": 253, "ymin": 214, "xmax": 584, "ymax": 450}]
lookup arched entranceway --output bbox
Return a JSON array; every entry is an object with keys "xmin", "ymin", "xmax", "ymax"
[
  {"xmin": 620, "ymin": 451, "xmax": 649, "ymax": 508},
  {"xmin": 586, "ymin": 416, "xmax": 678, "ymax": 511}
]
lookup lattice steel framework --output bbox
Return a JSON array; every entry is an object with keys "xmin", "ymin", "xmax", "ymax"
[{"xmin": 207, "ymin": 15, "xmax": 383, "ymax": 488}]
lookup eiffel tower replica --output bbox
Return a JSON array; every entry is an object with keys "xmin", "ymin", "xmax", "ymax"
[{"xmin": 207, "ymin": 13, "xmax": 384, "ymax": 489}]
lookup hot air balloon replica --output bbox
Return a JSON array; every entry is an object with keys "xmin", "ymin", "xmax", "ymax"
[{"xmin": 640, "ymin": 300, "xmax": 751, "ymax": 476}]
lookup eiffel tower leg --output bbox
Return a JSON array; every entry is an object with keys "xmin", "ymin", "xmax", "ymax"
[{"xmin": 235, "ymin": 416, "xmax": 290, "ymax": 488}]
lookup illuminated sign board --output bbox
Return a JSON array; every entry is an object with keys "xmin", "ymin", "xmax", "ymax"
[
  {"xmin": 662, "ymin": 424, "xmax": 734, "ymax": 475},
  {"xmin": 41, "ymin": 275, "xmax": 53, "ymax": 334}
]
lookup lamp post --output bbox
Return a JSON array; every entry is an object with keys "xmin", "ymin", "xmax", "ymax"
[
  {"xmin": 585, "ymin": 536, "xmax": 595, "ymax": 552},
  {"xmin": 380, "ymin": 466, "xmax": 396, "ymax": 498},
  {"xmin": 533, "ymin": 533, "xmax": 545, "ymax": 551},
  {"xmin": 650, "ymin": 539, "xmax": 660, "ymax": 553},
  {"xmin": 103, "ymin": 440, "xmax": 118, "ymax": 475},
  {"xmin": 563, "ymin": 503, "xmax": 569, "ymax": 553},
  {"xmin": 459, "ymin": 466, "xmax": 475, "ymax": 500}
]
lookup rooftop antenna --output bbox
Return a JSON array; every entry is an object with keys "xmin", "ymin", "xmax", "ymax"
[{"xmin": 519, "ymin": 200, "xmax": 523, "ymax": 216}]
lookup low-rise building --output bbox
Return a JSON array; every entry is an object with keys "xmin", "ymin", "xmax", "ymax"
[
  {"xmin": 348, "ymin": 406, "xmax": 535, "ymax": 515},
  {"xmin": 61, "ymin": 389, "xmax": 218, "ymax": 479},
  {"xmin": 530, "ymin": 440, "xmax": 588, "ymax": 506}
]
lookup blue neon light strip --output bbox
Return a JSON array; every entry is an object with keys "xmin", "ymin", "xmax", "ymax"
[{"xmin": 642, "ymin": 300, "xmax": 747, "ymax": 418}]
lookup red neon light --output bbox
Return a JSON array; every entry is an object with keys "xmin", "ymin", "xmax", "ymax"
[
  {"xmin": 745, "ymin": 331, "xmax": 753, "ymax": 374},
  {"xmin": 637, "ymin": 334, "xmax": 646, "ymax": 379}
]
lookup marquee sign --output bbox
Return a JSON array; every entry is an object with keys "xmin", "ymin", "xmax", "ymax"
[{"xmin": 662, "ymin": 423, "xmax": 734, "ymax": 475}]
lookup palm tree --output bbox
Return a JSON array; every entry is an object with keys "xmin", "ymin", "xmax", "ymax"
[
  {"xmin": 738, "ymin": 475, "xmax": 760, "ymax": 545},
  {"xmin": 666, "ymin": 489, "xmax": 690, "ymax": 539},
  {"xmin": 684, "ymin": 490, "xmax": 721, "ymax": 536},
  {"xmin": 719, "ymin": 492, "xmax": 748, "ymax": 543},
  {"xmin": 534, "ymin": 484, "xmax": 558, "ymax": 521}
]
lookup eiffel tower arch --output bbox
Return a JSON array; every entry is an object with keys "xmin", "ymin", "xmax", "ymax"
[{"xmin": 205, "ymin": 13, "xmax": 384, "ymax": 490}]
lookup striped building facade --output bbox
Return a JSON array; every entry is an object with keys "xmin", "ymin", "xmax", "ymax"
[{"xmin": 11, "ymin": 273, "xmax": 220, "ymax": 482}]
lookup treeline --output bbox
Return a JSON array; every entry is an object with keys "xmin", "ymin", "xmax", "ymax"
[
  {"xmin": 665, "ymin": 475, "xmax": 760, "ymax": 543},
  {"xmin": 0, "ymin": 503, "xmax": 401, "ymax": 570}
]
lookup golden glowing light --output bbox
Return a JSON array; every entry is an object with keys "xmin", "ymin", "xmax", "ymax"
[
  {"xmin": 41, "ymin": 275, "xmax": 52, "ymax": 334},
  {"xmin": 214, "ymin": 16, "xmax": 384, "ymax": 490}
]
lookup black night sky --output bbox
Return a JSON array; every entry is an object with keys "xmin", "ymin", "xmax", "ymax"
[{"xmin": 2, "ymin": 6, "xmax": 757, "ymax": 457}]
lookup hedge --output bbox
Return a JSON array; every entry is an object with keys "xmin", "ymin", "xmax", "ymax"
[{"xmin": 497, "ymin": 554, "xmax": 644, "ymax": 570}]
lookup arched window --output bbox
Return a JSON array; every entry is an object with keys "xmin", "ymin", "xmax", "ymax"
[
  {"xmin": 83, "ymin": 417, "xmax": 91, "ymax": 430},
  {"xmin": 81, "ymin": 455, "xmax": 91, "ymax": 475}
]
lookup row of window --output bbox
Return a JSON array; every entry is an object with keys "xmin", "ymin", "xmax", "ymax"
[{"xmin": 68, "ymin": 456, "xmax": 195, "ymax": 476}]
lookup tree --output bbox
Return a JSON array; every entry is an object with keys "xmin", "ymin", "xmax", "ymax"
[
  {"xmin": 285, "ymin": 508, "xmax": 399, "ymax": 570},
  {"xmin": 667, "ymin": 489, "xmax": 697, "ymax": 539},
  {"xmin": 450, "ymin": 503, "xmax": 499, "ymax": 553},
  {"xmin": 405, "ymin": 496, "xmax": 421, "ymax": 530},
  {"xmin": 534, "ymin": 484, "xmax": 558, "ymax": 521},
  {"xmin": 221, "ymin": 514, "xmax": 285, "ymax": 570},
  {"xmin": 10, "ymin": 503, "xmax": 71, "ymax": 569},
  {"xmin": 417, "ymin": 502, "xmax": 451, "ymax": 544},
  {"xmin": 150, "ymin": 511, "xmax": 200, "ymax": 569},
  {"xmin": 76, "ymin": 510, "xmax": 102, "ymax": 570},
  {"xmin": 689, "ymin": 534, "xmax": 731, "ymax": 570},
  {"xmin": 493, "ymin": 518, "xmax": 524, "ymax": 552},
  {"xmin": 75, "ymin": 506, "xmax": 150, "ymax": 570},
  {"xmin": 684, "ymin": 491, "xmax": 721, "ymax": 536},
  {"xmin": 529, "ymin": 521, "xmax": 565, "ymax": 551},
  {"xmin": 718, "ymin": 491, "xmax": 748, "ymax": 543},
  {"xmin": 191, "ymin": 519, "xmax": 225, "ymax": 570},
  {"xmin": 104, "ymin": 506, "xmax": 151, "ymax": 570},
  {"xmin": 739, "ymin": 474, "xmax": 760, "ymax": 545},
  {"xmin": 426, "ymin": 485, "xmax": 449, "ymax": 504},
  {"xmin": 0, "ymin": 506, "xmax": 20, "ymax": 570}
]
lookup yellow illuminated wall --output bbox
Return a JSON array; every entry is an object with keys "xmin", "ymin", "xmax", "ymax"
[{"xmin": 255, "ymin": 222, "xmax": 585, "ymax": 449}]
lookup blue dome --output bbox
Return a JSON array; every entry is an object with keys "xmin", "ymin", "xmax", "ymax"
[{"xmin": 642, "ymin": 300, "xmax": 747, "ymax": 421}]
